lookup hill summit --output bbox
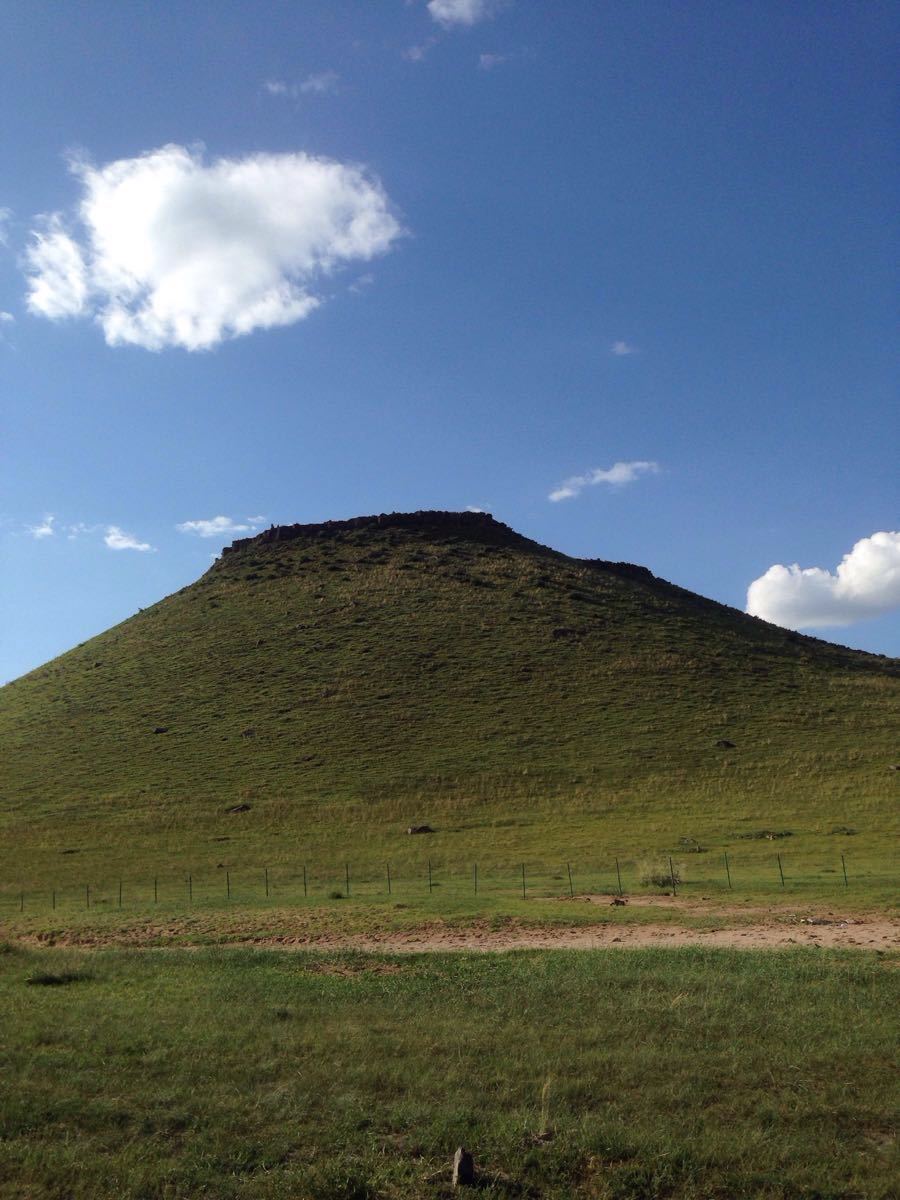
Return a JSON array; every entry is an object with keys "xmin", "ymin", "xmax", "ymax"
[{"xmin": 1, "ymin": 511, "xmax": 896, "ymax": 880}]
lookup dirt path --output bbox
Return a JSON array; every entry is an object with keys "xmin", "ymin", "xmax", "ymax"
[{"xmin": 11, "ymin": 895, "xmax": 899, "ymax": 953}]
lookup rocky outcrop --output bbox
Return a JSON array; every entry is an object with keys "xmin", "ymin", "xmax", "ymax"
[{"xmin": 221, "ymin": 510, "xmax": 530, "ymax": 556}]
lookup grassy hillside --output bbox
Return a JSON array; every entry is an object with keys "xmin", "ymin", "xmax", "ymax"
[{"xmin": 1, "ymin": 512, "xmax": 897, "ymax": 900}]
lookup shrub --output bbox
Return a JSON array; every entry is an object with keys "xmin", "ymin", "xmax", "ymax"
[{"xmin": 639, "ymin": 860, "xmax": 682, "ymax": 889}]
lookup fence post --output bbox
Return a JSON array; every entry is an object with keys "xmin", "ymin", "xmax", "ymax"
[
  {"xmin": 345, "ymin": 864, "xmax": 350, "ymax": 897},
  {"xmin": 303, "ymin": 864, "xmax": 308, "ymax": 898},
  {"xmin": 521, "ymin": 863, "xmax": 526, "ymax": 900},
  {"xmin": 265, "ymin": 867, "xmax": 269, "ymax": 899},
  {"xmin": 841, "ymin": 854, "xmax": 849, "ymax": 887},
  {"xmin": 724, "ymin": 852, "xmax": 732, "ymax": 890},
  {"xmin": 566, "ymin": 862, "xmax": 574, "ymax": 897},
  {"xmin": 154, "ymin": 876, "xmax": 158, "ymax": 903},
  {"xmin": 188, "ymin": 873, "xmax": 193, "ymax": 903},
  {"xmin": 86, "ymin": 884, "xmax": 90, "ymax": 909},
  {"xmin": 118, "ymin": 879, "xmax": 122, "ymax": 908},
  {"xmin": 669, "ymin": 856, "xmax": 678, "ymax": 896},
  {"xmin": 777, "ymin": 855, "xmax": 785, "ymax": 888},
  {"xmin": 427, "ymin": 860, "xmax": 433, "ymax": 894},
  {"xmin": 386, "ymin": 862, "xmax": 392, "ymax": 895},
  {"xmin": 615, "ymin": 858, "xmax": 623, "ymax": 896},
  {"xmin": 52, "ymin": 889, "xmax": 56, "ymax": 911},
  {"xmin": 226, "ymin": 871, "xmax": 231, "ymax": 900},
  {"xmin": 19, "ymin": 891, "xmax": 24, "ymax": 913},
  {"xmin": 473, "ymin": 863, "xmax": 478, "ymax": 895}
]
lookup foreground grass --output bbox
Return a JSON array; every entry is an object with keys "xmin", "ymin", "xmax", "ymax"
[{"xmin": 1, "ymin": 945, "xmax": 897, "ymax": 1198}]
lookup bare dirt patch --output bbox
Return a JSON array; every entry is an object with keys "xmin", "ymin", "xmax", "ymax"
[{"xmin": 8, "ymin": 895, "xmax": 898, "ymax": 954}]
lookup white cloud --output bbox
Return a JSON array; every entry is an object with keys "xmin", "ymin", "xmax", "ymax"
[
  {"xmin": 264, "ymin": 71, "xmax": 340, "ymax": 98},
  {"xmin": 428, "ymin": 0, "xmax": 503, "ymax": 27},
  {"xmin": 27, "ymin": 514, "xmax": 55, "ymax": 539},
  {"xmin": 25, "ymin": 215, "xmax": 89, "ymax": 319},
  {"xmin": 0, "ymin": 207, "xmax": 11, "ymax": 246},
  {"xmin": 611, "ymin": 340, "xmax": 637, "ymax": 356},
  {"xmin": 465, "ymin": 505, "xmax": 487, "ymax": 513},
  {"xmin": 746, "ymin": 531, "xmax": 900, "ymax": 629},
  {"xmin": 176, "ymin": 515, "xmax": 264, "ymax": 538},
  {"xmin": 549, "ymin": 460, "xmax": 659, "ymax": 502},
  {"xmin": 105, "ymin": 525, "xmax": 154, "ymax": 552},
  {"xmin": 0, "ymin": 311, "xmax": 14, "ymax": 323},
  {"xmin": 24, "ymin": 144, "xmax": 403, "ymax": 350}
]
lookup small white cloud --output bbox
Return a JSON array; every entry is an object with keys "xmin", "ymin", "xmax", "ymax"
[
  {"xmin": 300, "ymin": 70, "xmax": 339, "ymax": 94},
  {"xmin": 746, "ymin": 531, "xmax": 900, "ymax": 629},
  {"xmin": 176, "ymin": 515, "xmax": 263, "ymax": 538},
  {"xmin": 349, "ymin": 272, "xmax": 375, "ymax": 294},
  {"xmin": 478, "ymin": 52, "xmax": 508, "ymax": 69},
  {"xmin": 0, "ymin": 311, "xmax": 14, "ymax": 323},
  {"xmin": 428, "ymin": 0, "xmax": 503, "ymax": 27},
  {"xmin": 24, "ymin": 144, "xmax": 403, "ymax": 351},
  {"xmin": 0, "ymin": 207, "xmax": 11, "ymax": 246},
  {"xmin": 465, "ymin": 505, "xmax": 487, "ymax": 513},
  {"xmin": 549, "ymin": 460, "xmax": 659, "ymax": 502},
  {"xmin": 105, "ymin": 525, "xmax": 154, "ymax": 552},
  {"xmin": 403, "ymin": 40, "xmax": 437, "ymax": 61},
  {"xmin": 611, "ymin": 340, "xmax": 637, "ymax": 356},
  {"xmin": 264, "ymin": 71, "xmax": 340, "ymax": 98},
  {"xmin": 27, "ymin": 514, "xmax": 55, "ymax": 539}
]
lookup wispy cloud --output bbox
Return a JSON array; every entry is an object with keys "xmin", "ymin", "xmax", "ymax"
[
  {"xmin": 0, "ymin": 207, "xmax": 11, "ymax": 246},
  {"xmin": 427, "ymin": 0, "xmax": 505, "ymax": 27},
  {"xmin": 549, "ymin": 460, "xmax": 659, "ymax": 503},
  {"xmin": 176, "ymin": 515, "xmax": 265, "ymax": 539},
  {"xmin": 27, "ymin": 514, "xmax": 55, "ymax": 539},
  {"xmin": 104, "ymin": 525, "xmax": 154, "ymax": 552},
  {"xmin": 403, "ymin": 39, "xmax": 437, "ymax": 62},
  {"xmin": 747, "ymin": 531, "xmax": 900, "ymax": 629},
  {"xmin": 24, "ymin": 214, "xmax": 89, "ymax": 320},
  {"xmin": 263, "ymin": 71, "xmax": 340, "ymax": 99},
  {"xmin": 610, "ymin": 340, "xmax": 637, "ymax": 356},
  {"xmin": 25, "ymin": 144, "xmax": 403, "ymax": 351},
  {"xmin": 478, "ymin": 52, "xmax": 508, "ymax": 70},
  {"xmin": 0, "ymin": 311, "xmax": 14, "ymax": 323}
]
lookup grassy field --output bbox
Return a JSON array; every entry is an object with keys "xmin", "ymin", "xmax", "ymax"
[
  {"xmin": 1, "ymin": 514, "xmax": 897, "ymax": 911},
  {"xmin": 2, "ymin": 943, "xmax": 897, "ymax": 1199}
]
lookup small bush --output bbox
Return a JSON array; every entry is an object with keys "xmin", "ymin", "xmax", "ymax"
[{"xmin": 638, "ymin": 860, "xmax": 682, "ymax": 889}]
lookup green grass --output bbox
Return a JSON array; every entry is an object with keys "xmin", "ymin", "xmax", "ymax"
[
  {"xmin": 1, "ymin": 514, "xmax": 897, "ymax": 916},
  {"xmin": 1, "ymin": 944, "xmax": 896, "ymax": 1198}
]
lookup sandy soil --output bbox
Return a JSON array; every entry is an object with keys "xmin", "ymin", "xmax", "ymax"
[{"xmin": 11, "ymin": 894, "xmax": 899, "ymax": 953}]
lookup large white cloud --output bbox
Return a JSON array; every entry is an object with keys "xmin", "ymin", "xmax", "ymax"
[
  {"xmin": 25, "ymin": 145, "xmax": 402, "ymax": 350},
  {"xmin": 549, "ymin": 460, "xmax": 659, "ymax": 503},
  {"xmin": 747, "ymin": 531, "xmax": 900, "ymax": 629},
  {"xmin": 427, "ymin": 0, "xmax": 502, "ymax": 27}
]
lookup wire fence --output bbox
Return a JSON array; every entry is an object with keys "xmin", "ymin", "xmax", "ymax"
[{"xmin": 3, "ymin": 851, "xmax": 892, "ymax": 917}]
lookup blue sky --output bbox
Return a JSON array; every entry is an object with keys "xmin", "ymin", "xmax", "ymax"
[{"xmin": 2, "ymin": 0, "xmax": 897, "ymax": 683}]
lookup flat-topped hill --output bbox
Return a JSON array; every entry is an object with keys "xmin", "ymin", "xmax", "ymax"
[{"xmin": 1, "ymin": 511, "xmax": 896, "ymax": 890}]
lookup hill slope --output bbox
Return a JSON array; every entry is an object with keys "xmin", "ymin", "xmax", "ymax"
[{"xmin": 1, "ymin": 511, "xmax": 897, "ymax": 888}]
